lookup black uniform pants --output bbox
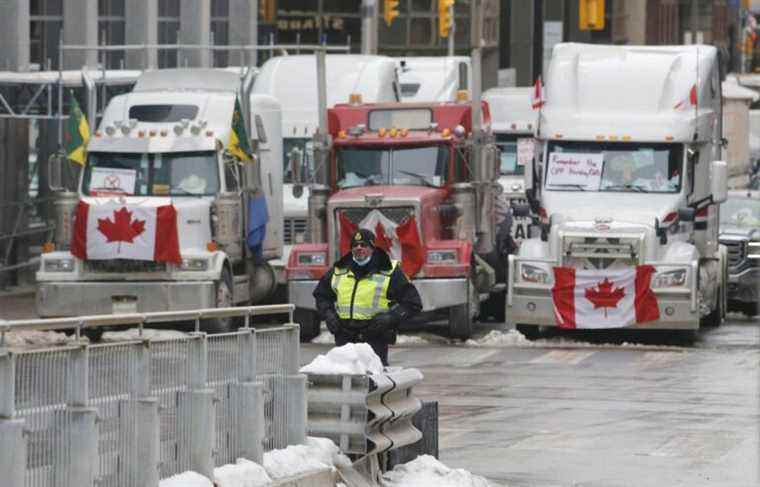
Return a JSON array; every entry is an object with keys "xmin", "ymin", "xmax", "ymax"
[{"xmin": 334, "ymin": 329, "xmax": 389, "ymax": 366}]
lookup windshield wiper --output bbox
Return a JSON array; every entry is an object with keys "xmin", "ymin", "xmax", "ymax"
[
  {"xmin": 547, "ymin": 183, "xmax": 586, "ymax": 191},
  {"xmin": 603, "ymin": 184, "xmax": 648, "ymax": 193},
  {"xmin": 397, "ymin": 170, "xmax": 438, "ymax": 188}
]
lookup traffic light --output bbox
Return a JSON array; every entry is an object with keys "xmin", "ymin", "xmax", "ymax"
[
  {"xmin": 438, "ymin": 0, "xmax": 454, "ymax": 38},
  {"xmin": 260, "ymin": 0, "xmax": 276, "ymax": 24},
  {"xmin": 579, "ymin": 0, "xmax": 605, "ymax": 31},
  {"xmin": 383, "ymin": 0, "xmax": 400, "ymax": 27}
]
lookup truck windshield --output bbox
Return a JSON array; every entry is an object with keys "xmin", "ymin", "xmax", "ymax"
[
  {"xmin": 545, "ymin": 141, "xmax": 683, "ymax": 193},
  {"xmin": 720, "ymin": 197, "xmax": 760, "ymax": 228},
  {"xmin": 495, "ymin": 134, "xmax": 526, "ymax": 176},
  {"xmin": 336, "ymin": 145, "xmax": 448, "ymax": 189},
  {"xmin": 283, "ymin": 137, "xmax": 315, "ymax": 184},
  {"xmin": 82, "ymin": 151, "xmax": 219, "ymax": 196}
]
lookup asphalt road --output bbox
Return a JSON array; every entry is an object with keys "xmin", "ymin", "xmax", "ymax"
[{"xmin": 305, "ymin": 316, "xmax": 759, "ymax": 487}]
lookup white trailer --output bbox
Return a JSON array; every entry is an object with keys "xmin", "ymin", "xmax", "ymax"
[
  {"xmin": 251, "ymin": 54, "xmax": 399, "ymax": 288},
  {"xmin": 483, "ymin": 87, "xmax": 537, "ymax": 242},
  {"xmin": 396, "ymin": 56, "xmax": 471, "ymax": 102},
  {"xmin": 37, "ymin": 69, "xmax": 283, "ymax": 334},
  {"xmin": 508, "ymin": 44, "xmax": 728, "ymax": 337}
]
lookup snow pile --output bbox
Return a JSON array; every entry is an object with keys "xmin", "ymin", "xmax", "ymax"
[
  {"xmin": 465, "ymin": 329, "xmax": 531, "ymax": 347},
  {"xmin": 159, "ymin": 471, "xmax": 213, "ymax": 487},
  {"xmin": 299, "ymin": 343, "xmax": 384, "ymax": 375},
  {"xmin": 263, "ymin": 437, "xmax": 350, "ymax": 479},
  {"xmin": 214, "ymin": 458, "xmax": 272, "ymax": 487},
  {"xmin": 381, "ymin": 455, "xmax": 494, "ymax": 487},
  {"xmin": 4, "ymin": 330, "xmax": 74, "ymax": 348},
  {"xmin": 101, "ymin": 327, "xmax": 188, "ymax": 342}
]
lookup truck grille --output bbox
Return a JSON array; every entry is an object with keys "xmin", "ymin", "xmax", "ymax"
[
  {"xmin": 720, "ymin": 238, "xmax": 747, "ymax": 268},
  {"xmin": 563, "ymin": 236, "xmax": 640, "ymax": 270},
  {"xmin": 339, "ymin": 207, "xmax": 415, "ymax": 225},
  {"xmin": 284, "ymin": 217, "xmax": 307, "ymax": 244},
  {"xmin": 85, "ymin": 259, "xmax": 167, "ymax": 273}
]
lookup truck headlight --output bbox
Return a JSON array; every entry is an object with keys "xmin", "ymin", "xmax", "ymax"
[
  {"xmin": 297, "ymin": 252, "xmax": 326, "ymax": 266},
  {"xmin": 427, "ymin": 249, "xmax": 458, "ymax": 264},
  {"xmin": 653, "ymin": 268, "xmax": 687, "ymax": 288},
  {"xmin": 179, "ymin": 258, "xmax": 209, "ymax": 271},
  {"xmin": 520, "ymin": 263, "xmax": 550, "ymax": 284},
  {"xmin": 44, "ymin": 258, "xmax": 75, "ymax": 272}
]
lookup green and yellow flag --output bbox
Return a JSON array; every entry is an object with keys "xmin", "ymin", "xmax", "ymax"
[
  {"xmin": 64, "ymin": 90, "xmax": 90, "ymax": 166},
  {"xmin": 228, "ymin": 96, "xmax": 253, "ymax": 161}
]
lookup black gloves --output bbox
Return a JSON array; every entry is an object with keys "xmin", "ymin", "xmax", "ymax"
[
  {"xmin": 372, "ymin": 309, "xmax": 402, "ymax": 330},
  {"xmin": 324, "ymin": 309, "xmax": 341, "ymax": 335}
]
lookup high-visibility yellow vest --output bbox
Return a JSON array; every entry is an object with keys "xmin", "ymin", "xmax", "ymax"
[{"xmin": 331, "ymin": 261, "xmax": 398, "ymax": 320}]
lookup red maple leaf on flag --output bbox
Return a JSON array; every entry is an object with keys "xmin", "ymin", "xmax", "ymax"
[
  {"xmin": 97, "ymin": 207, "xmax": 146, "ymax": 253},
  {"xmin": 584, "ymin": 277, "xmax": 625, "ymax": 318}
]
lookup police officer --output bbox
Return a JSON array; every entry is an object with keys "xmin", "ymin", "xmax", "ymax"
[{"xmin": 313, "ymin": 229, "xmax": 422, "ymax": 366}]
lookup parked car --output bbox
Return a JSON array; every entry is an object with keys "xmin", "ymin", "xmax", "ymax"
[{"xmin": 719, "ymin": 191, "xmax": 760, "ymax": 316}]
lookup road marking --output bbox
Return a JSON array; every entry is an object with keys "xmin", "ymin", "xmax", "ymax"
[
  {"xmin": 530, "ymin": 350, "xmax": 596, "ymax": 365},
  {"xmin": 637, "ymin": 351, "xmax": 687, "ymax": 369},
  {"xmin": 445, "ymin": 349, "xmax": 502, "ymax": 367}
]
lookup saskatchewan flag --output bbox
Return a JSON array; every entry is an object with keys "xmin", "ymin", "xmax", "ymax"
[
  {"xmin": 228, "ymin": 96, "xmax": 253, "ymax": 161},
  {"xmin": 64, "ymin": 90, "xmax": 90, "ymax": 166}
]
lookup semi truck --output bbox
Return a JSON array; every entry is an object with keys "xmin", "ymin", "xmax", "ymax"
[
  {"xmin": 483, "ymin": 87, "xmax": 537, "ymax": 242},
  {"xmin": 397, "ymin": 56, "xmax": 471, "ymax": 102},
  {"xmin": 36, "ymin": 69, "xmax": 283, "ymax": 334},
  {"xmin": 286, "ymin": 52, "xmax": 508, "ymax": 341},
  {"xmin": 507, "ymin": 43, "xmax": 728, "ymax": 338}
]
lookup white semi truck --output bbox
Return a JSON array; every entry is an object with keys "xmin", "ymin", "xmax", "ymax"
[
  {"xmin": 396, "ymin": 56, "xmax": 471, "ymax": 102},
  {"xmin": 36, "ymin": 69, "xmax": 283, "ymax": 334},
  {"xmin": 507, "ymin": 44, "xmax": 728, "ymax": 338},
  {"xmin": 483, "ymin": 87, "xmax": 536, "ymax": 242}
]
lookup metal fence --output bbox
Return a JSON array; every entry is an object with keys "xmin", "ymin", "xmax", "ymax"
[{"xmin": 0, "ymin": 305, "xmax": 306, "ymax": 487}]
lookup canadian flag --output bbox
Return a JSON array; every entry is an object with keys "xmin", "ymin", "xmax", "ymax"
[
  {"xmin": 674, "ymin": 84, "xmax": 697, "ymax": 110},
  {"xmin": 339, "ymin": 209, "xmax": 424, "ymax": 277},
  {"xmin": 71, "ymin": 199, "xmax": 181, "ymax": 264},
  {"xmin": 551, "ymin": 265, "xmax": 660, "ymax": 329},
  {"xmin": 531, "ymin": 76, "xmax": 545, "ymax": 109}
]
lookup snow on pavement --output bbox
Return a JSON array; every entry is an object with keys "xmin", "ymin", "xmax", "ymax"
[
  {"xmin": 159, "ymin": 471, "xmax": 214, "ymax": 487},
  {"xmin": 3, "ymin": 329, "xmax": 75, "ymax": 348},
  {"xmin": 381, "ymin": 454, "xmax": 496, "ymax": 487},
  {"xmin": 214, "ymin": 458, "xmax": 271, "ymax": 487},
  {"xmin": 299, "ymin": 342, "xmax": 384, "ymax": 375}
]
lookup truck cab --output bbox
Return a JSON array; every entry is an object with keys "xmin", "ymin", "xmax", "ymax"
[
  {"xmin": 36, "ymin": 69, "xmax": 283, "ymax": 332},
  {"xmin": 483, "ymin": 87, "xmax": 537, "ymax": 242},
  {"xmin": 508, "ymin": 44, "xmax": 728, "ymax": 337},
  {"xmin": 286, "ymin": 95, "xmax": 505, "ymax": 341}
]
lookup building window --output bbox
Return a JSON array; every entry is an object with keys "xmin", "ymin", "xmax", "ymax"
[
  {"xmin": 98, "ymin": 0, "xmax": 126, "ymax": 69},
  {"xmin": 158, "ymin": 0, "xmax": 181, "ymax": 68},
  {"xmin": 29, "ymin": 0, "xmax": 64, "ymax": 70},
  {"xmin": 211, "ymin": 0, "xmax": 229, "ymax": 67}
]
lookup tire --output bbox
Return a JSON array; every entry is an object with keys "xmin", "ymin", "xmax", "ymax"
[
  {"xmin": 295, "ymin": 308, "xmax": 321, "ymax": 342},
  {"xmin": 84, "ymin": 327, "xmax": 105, "ymax": 343},
  {"xmin": 449, "ymin": 302, "xmax": 473, "ymax": 340},
  {"xmin": 700, "ymin": 287, "xmax": 723, "ymax": 328},
  {"xmin": 516, "ymin": 324, "xmax": 541, "ymax": 340},
  {"xmin": 741, "ymin": 302, "xmax": 758, "ymax": 317},
  {"xmin": 202, "ymin": 269, "xmax": 235, "ymax": 334},
  {"xmin": 480, "ymin": 291, "xmax": 506, "ymax": 322}
]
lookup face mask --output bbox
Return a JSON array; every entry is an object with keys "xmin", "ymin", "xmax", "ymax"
[{"xmin": 352, "ymin": 254, "xmax": 371, "ymax": 266}]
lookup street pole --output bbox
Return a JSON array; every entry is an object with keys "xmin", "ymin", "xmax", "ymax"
[
  {"xmin": 447, "ymin": 2, "xmax": 455, "ymax": 56},
  {"xmin": 361, "ymin": 0, "xmax": 377, "ymax": 55}
]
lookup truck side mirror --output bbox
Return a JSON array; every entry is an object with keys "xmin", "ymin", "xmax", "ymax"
[
  {"xmin": 289, "ymin": 147, "xmax": 304, "ymax": 198},
  {"xmin": 47, "ymin": 152, "xmax": 64, "ymax": 191},
  {"xmin": 678, "ymin": 207, "xmax": 695, "ymax": 222},
  {"xmin": 710, "ymin": 160, "xmax": 728, "ymax": 204}
]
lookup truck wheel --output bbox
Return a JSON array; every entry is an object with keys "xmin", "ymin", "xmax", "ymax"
[
  {"xmin": 295, "ymin": 308, "xmax": 321, "ymax": 342},
  {"xmin": 203, "ymin": 269, "xmax": 235, "ymax": 334},
  {"xmin": 700, "ymin": 287, "xmax": 723, "ymax": 328},
  {"xmin": 741, "ymin": 302, "xmax": 758, "ymax": 317},
  {"xmin": 480, "ymin": 291, "xmax": 506, "ymax": 322},
  {"xmin": 84, "ymin": 327, "xmax": 105, "ymax": 343},
  {"xmin": 449, "ymin": 303, "xmax": 473, "ymax": 340},
  {"xmin": 516, "ymin": 324, "xmax": 541, "ymax": 340}
]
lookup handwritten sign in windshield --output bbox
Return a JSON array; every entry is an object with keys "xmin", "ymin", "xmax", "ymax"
[{"xmin": 546, "ymin": 152, "xmax": 603, "ymax": 190}]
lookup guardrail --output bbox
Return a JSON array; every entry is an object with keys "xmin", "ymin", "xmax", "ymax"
[
  {"xmin": 0, "ymin": 305, "xmax": 306, "ymax": 487},
  {"xmin": 305, "ymin": 367, "xmax": 424, "ymax": 456}
]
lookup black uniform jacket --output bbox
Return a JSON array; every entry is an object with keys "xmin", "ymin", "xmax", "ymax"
[{"xmin": 313, "ymin": 249, "xmax": 422, "ymax": 327}]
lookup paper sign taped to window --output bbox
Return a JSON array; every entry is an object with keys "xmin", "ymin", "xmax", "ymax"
[
  {"xmin": 90, "ymin": 167, "xmax": 137, "ymax": 194},
  {"xmin": 546, "ymin": 152, "xmax": 603, "ymax": 189},
  {"xmin": 516, "ymin": 138, "xmax": 534, "ymax": 166}
]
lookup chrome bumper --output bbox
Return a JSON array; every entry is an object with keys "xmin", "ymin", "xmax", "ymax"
[
  {"xmin": 506, "ymin": 285, "xmax": 699, "ymax": 330},
  {"xmin": 36, "ymin": 281, "xmax": 216, "ymax": 317},
  {"xmin": 727, "ymin": 266, "xmax": 760, "ymax": 304},
  {"xmin": 288, "ymin": 277, "xmax": 468, "ymax": 311}
]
